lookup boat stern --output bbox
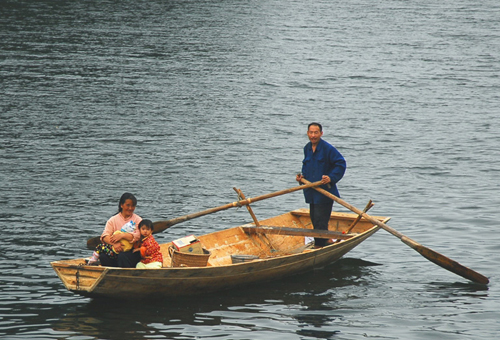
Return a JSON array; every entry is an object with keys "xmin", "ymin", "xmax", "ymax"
[{"xmin": 51, "ymin": 259, "xmax": 108, "ymax": 294}]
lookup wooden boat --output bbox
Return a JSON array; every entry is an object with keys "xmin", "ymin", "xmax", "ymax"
[{"xmin": 51, "ymin": 208, "xmax": 390, "ymax": 299}]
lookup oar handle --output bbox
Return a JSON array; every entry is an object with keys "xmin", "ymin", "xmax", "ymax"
[
  {"xmin": 154, "ymin": 180, "xmax": 323, "ymax": 231},
  {"xmin": 300, "ymin": 178, "xmax": 489, "ymax": 284},
  {"xmin": 87, "ymin": 181, "xmax": 323, "ymax": 249}
]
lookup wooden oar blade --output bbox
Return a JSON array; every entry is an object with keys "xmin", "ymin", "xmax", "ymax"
[
  {"xmin": 152, "ymin": 220, "xmax": 175, "ymax": 234},
  {"xmin": 299, "ymin": 178, "xmax": 490, "ymax": 285},
  {"xmin": 401, "ymin": 236, "xmax": 489, "ymax": 284},
  {"xmin": 87, "ymin": 237, "xmax": 100, "ymax": 250}
]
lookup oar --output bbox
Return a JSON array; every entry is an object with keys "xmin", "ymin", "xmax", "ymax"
[
  {"xmin": 86, "ymin": 180, "xmax": 323, "ymax": 249},
  {"xmin": 233, "ymin": 187, "xmax": 261, "ymax": 227},
  {"xmin": 345, "ymin": 199, "xmax": 374, "ymax": 234},
  {"xmin": 300, "ymin": 178, "xmax": 489, "ymax": 284}
]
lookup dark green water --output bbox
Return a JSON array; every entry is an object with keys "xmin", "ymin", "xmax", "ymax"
[{"xmin": 1, "ymin": 0, "xmax": 499, "ymax": 339}]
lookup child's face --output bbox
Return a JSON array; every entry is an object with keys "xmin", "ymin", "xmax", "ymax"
[{"xmin": 140, "ymin": 225, "xmax": 152, "ymax": 238}]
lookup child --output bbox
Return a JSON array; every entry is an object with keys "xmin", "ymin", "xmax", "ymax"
[{"xmin": 135, "ymin": 219, "xmax": 163, "ymax": 269}]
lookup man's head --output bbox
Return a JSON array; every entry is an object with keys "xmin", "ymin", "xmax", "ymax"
[{"xmin": 307, "ymin": 122, "xmax": 323, "ymax": 146}]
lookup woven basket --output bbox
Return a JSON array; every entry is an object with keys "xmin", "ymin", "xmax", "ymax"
[{"xmin": 169, "ymin": 246, "xmax": 211, "ymax": 267}]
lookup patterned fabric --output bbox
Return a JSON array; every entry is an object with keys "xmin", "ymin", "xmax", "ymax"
[
  {"xmin": 139, "ymin": 235, "xmax": 163, "ymax": 265},
  {"xmin": 95, "ymin": 243, "xmax": 118, "ymax": 259}
]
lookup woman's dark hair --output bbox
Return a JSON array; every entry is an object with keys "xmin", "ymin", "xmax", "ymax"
[
  {"xmin": 118, "ymin": 192, "xmax": 137, "ymax": 213},
  {"xmin": 139, "ymin": 219, "xmax": 154, "ymax": 231}
]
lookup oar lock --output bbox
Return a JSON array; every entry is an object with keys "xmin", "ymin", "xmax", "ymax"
[{"xmin": 233, "ymin": 187, "xmax": 245, "ymax": 207}]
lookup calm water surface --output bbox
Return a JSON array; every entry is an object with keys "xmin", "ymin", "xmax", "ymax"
[{"xmin": 1, "ymin": 0, "xmax": 499, "ymax": 339}]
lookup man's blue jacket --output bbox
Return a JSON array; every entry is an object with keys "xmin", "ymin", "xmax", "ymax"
[{"xmin": 301, "ymin": 138, "xmax": 346, "ymax": 204}]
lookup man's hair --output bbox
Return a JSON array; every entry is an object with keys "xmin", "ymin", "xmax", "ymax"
[{"xmin": 308, "ymin": 122, "xmax": 322, "ymax": 132}]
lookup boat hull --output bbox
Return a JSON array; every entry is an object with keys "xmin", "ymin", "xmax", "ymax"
[{"xmin": 51, "ymin": 209, "xmax": 388, "ymax": 299}]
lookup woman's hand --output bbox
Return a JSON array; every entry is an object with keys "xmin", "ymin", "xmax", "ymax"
[
  {"xmin": 109, "ymin": 233, "xmax": 121, "ymax": 244},
  {"xmin": 110, "ymin": 232, "xmax": 132, "ymax": 244},
  {"xmin": 113, "ymin": 242, "xmax": 123, "ymax": 253}
]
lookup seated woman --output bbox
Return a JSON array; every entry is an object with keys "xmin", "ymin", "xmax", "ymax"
[{"xmin": 88, "ymin": 192, "xmax": 142, "ymax": 268}]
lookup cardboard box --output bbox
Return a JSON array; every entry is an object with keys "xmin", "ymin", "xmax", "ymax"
[{"xmin": 172, "ymin": 235, "xmax": 203, "ymax": 254}]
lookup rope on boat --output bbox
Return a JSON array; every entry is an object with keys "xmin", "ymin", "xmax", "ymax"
[
  {"xmin": 76, "ymin": 264, "xmax": 84, "ymax": 290},
  {"xmin": 235, "ymin": 191, "xmax": 244, "ymax": 208}
]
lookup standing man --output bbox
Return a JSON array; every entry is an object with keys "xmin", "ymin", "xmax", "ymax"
[{"xmin": 296, "ymin": 123, "xmax": 346, "ymax": 248}]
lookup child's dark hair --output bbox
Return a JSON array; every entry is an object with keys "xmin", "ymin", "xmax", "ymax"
[{"xmin": 139, "ymin": 219, "xmax": 154, "ymax": 231}]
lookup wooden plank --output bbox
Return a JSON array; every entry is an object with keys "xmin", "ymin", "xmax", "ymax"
[
  {"xmin": 55, "ymin": 266, "xmax": 104, "ymax": 279},
  {"xmin": 291, "ymin": 209, "xmax": 387, "ymax": 222},
  {"xmin": 242, "ymin": 226, "xmax": 357, "ymax": 239}
]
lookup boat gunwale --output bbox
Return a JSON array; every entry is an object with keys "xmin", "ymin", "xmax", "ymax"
[{"xmin": 51, "ymin": 224, "xmax": 387, "ymax": 272}]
